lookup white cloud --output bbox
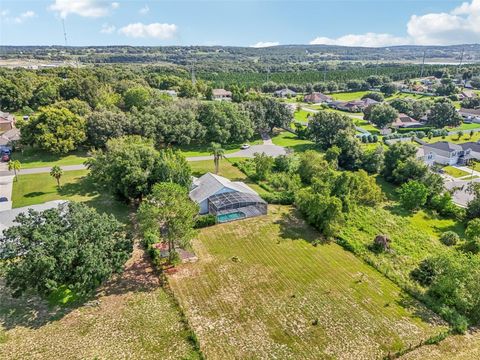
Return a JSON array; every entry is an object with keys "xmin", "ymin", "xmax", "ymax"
[
  {"xmin": 250, "ymin": 41, "xmax": 280, "ymax": 48},
  {"xmin": 49, "ymin": 0, "xmax": 119, "ymax": 18},
  {"xmin": 118, "ymin": 22, "xmax": 178, "ymax": 40},
  {"xmin": 101, "ymin": 23, "xmax": 116, "ymax": 34},
  {"xmin": 139, "ymin": 5, "xmax": 149, "ymax": 15},
  {"xmin": 14, "ymin": 11, "xmax": 36, "ymax": 24},
  {"xmin": 310, "ymin": 33, "xmax": 408, "ymax": 47},
  {"xmin": 309, "ymin": 0, "xmax": 480, "ymax": 47},
  {"xmin": 0, "ymin": 9, "xmax": 10, "ymax": 17}
]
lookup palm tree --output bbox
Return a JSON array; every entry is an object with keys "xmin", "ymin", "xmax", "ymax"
[
  {"xmin": 8, "ymin": 160, "xmax": 21, "ymax": 181},
  {"xmin": 50, "ymin": 165, "xmax": 64, "ymax": 187},
  {"xmin": 209, "ymin": 142, "xmax": 225, "ymax": 175}
]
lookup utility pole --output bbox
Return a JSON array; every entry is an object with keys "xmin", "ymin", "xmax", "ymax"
[
  {"xmin": 420, "ymin": 50, "xmax": 426, "ymax": 78},
  {"xmin": 62, "ymin": 19, "xmax": 68, "ymax": 47},
  {"xmin": 191, "ymin": 58, "xmax": 196, "ymax": 85},
  {"xmin": 456, "ymin": 47, "xmax": 465, "ymax": 77}
]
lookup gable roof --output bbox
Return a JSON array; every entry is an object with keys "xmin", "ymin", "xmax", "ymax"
[
  {"xmin": 212, "ymin": 89, "xmax": 232, "ymax": 96},
  {"xmin": 459, "ymin": 142, "xmax": 480, "ymax": 153},
  {"xmin": 0, "ymin": 112, "xmax": 14, "ymax": 124},
  {"xmin": 189, "ymin": 172, "xmax": 257, "ymax": 204},
  {"xmin": 304, "ymin": 92, "xmax": 331, "ymax": 102},
  {"xmin": 424, "ymin": 141, "xmax": 463, "ymax": 153},
  {"xmin": 459, "ymin": 108, "xmax": 480, "ymax": 116},
  {"xmin": 274, "ymin": 88, "xmax": 296, "ymax": 95}
]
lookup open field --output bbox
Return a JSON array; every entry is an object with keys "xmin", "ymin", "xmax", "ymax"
[
  {"xmin": 271, "ymin": 131, "xmax": 316, "ymax": 152},
  {"xmin": 337, "ymin": 179, "xmax": 465, "ymax": 291},
  {"xmin": 12, "ymin": 170, "xmax": 129, "ymax": 222},
  {"xmin": 168, "ymin": 206, "xmax": 447, "ymax": 359},
  {"xmin": 0, "ymin": 243, "xmax": 201, "ymax": 360},
  {"xmin": 179, "ymin": 138, "xmax": 263, "ymax": 157},
  {"xmin": 11, "ymin": 149, "xmax": 89, "ymax": 169},
  {"xmin": 442, "ymin": 166, "xmax": 470, "ymax": 178}
]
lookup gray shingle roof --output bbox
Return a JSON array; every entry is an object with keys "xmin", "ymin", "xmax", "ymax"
[{"xmin": 424, "ymin": 141, "xmax": 463, "ymax": 152}]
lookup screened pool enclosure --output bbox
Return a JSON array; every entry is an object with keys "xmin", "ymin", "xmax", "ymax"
[{"xmin": 207, "ymin": 192, "xmax": 268, "ymax": 223}]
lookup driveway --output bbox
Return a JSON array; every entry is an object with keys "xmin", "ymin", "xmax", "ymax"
[
  {"xmin": 0, "ymin": 175, "xmax": 14, "ymax": 211},
  {"xmin": 0, "ymin": 164, "xmax": 87, "ymax": 177},
  {"xmin": 186, "ymin": 144, "xmax": 287, "ymax": 162},
  {"xmin": 444, "ymin": 178, "xmax": 480, "ymax": 207}
]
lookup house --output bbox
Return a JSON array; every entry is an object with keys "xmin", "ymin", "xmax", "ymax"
[
  {"xmin": 459, "ymin": 142, "xmax": 480, "ymax": 160},
  {"xmin": 391, "ymin": 113, "xmax": 421, "ymax": 128},
  {"xmin": 0, "ymin": 111, "xmax": 15, "ymax": 132},
  {"xmin": 458, "ymin": 90, "xmax": 477, "ymax": 100},
  {"xmin": 303, "ymin": 92, "xmax": 332, "ymax": 104},
  {"xmin": 159, "ymin": 90, "xmax": 177, "ymax": 97},
  {"xmin": 189, "ymin": 172, "xmax": 267, "ymax": 223},
  {"xmin": 212, "ymin": 89, "xmax": 232, "ymax": 101},
  {"xmin": 274, "ymin": 88, "xmax": 297, "ymax": 98},
  {"xmin": 422, "ymin": 141, "xmax": 472, "ymax": 165},
  {"xmin": 458, "ymin": 108, "xmax": 480, "ymax": 123},
  {"xmin": 0, "ymin": 128, "xmax": 21, "ymax": 148},
  {"xmin": 330, "ymin": 98, "xmax": 378, "ymax": 112},
  {"xmin": 416, "ymin": 147, "xmax": 436, "ymax": 167}
]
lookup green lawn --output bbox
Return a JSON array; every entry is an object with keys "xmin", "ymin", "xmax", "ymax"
[
  {"xmin": 442, "ymin": 166, "xmax": 471, "ymax": 178},
  {"xmin": 178, "ymin": 138, "xmax": 263, "ymax": 157},
  {"xmin": 11, "ymin": 148, "xmax": 89, "ymax": 169},
  {"xmin": 12, "ymin": 170, "xmax": 129, "ymax": 222},
  {"xmin": 425, "ymin": 131, "xmax": 480, "ymax": 144},
  {"xmin": 169, "ymin": 206, "xmax": 446, "ymax": 359},
  {"xmin": 271, "ymin": 131, "xmax": 316, "ymax": 152},
  {"xmin": 331, "ymin": 91, "xmax": 371, "ymax": 101},
  {"xmin": 469, "ymin": 161, "xmax": 480, "ymax": 172},
  {"xmin": 294, "ymin": 109, "xmax": 312, "ymax": 123},
  {"xmin": 448, "ymin": 123, "xmax": 480, "ymax": 131}
]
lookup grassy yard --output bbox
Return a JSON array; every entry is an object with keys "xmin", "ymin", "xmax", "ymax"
[
  {"xmin": 168, "ymin": 206, "xmax": 446, "ymax": 359},
  {"xmin": 12, "ymin": 170, "xmax": 129, "ymax": 222},
  {"xmin": 179, "ymin": 138, "xmax": 263, "ymax": 157},
  {"xmin": 469, "ymin": 161, "xmax": 480, "ymax": 172},
  {"xmin": 0, "ymin": 244, "xmax": 201, "ymax": 360},
  {"xmin": 424, "ymin": 131, "xmax": 480, "ymax": 144},
  {"xmin": 331, "ymin": 91, "xmax": 371, "ymax": 101},
  {"xmin": 271, "ymin": 131, "xmax": 316, "ymax": 152},
  {"xmin": 442, "ymin": 166, "xmax": 471, "ymax": 178},
  {"xmin": 294, "ymin": 109, "xmax": 312, "ymax": 123},
  {"xmin": 448, "ymin": 123, "xmax": 480, "ymax": 131},
  {"xmin": 11, "ymin": 148, "xmax": 89, "ymax": 169},
  {"xmin": 189, "ymin": 158, "xmax": 267, "ymax": 195}
]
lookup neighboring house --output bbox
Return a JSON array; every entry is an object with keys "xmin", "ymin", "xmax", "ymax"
[
  {"xmin": 458, "ymin": 108, "xmax": 480, "ymax": 123},
  {"xmin": 159, "ymin": 90, "xmax": 177, "ymax": 97},
  {"xmin": 303, "ymin": 92, "xmax": 332, "ymax": 104},
  {"xmin": 391, "ymin": 113, "xmax": 421, "ymax": 128},
  {"xmin": 459, "ymin": 142, "xmax": 480, "ymax": 160},
  {"xmin": 458, "ymin": 90, "xmax": 477, "ymax": 100},
  {"xmin": 189, "ymin": 172, "xmax": 267, "ymax": 223},
  {"xmin": 330, "ymin": 98, "xmax": 378, "ymax": 112},
  {"xmin": 416, "ymin": 147, "xmax": 436, "ymax": 167},
  {"xmin": 422, "ymin": 141, "xmax": 472, "ymax": 166},
  {"xmin": 274, "ymin": 88, "xmax": 297, "ymax": 98},
  {"xmin": 0, "ymin": 128, "xmax": 21, "ymax": 148},
  {"xmin": 0, "ymin": 111, "xmax": 15, "ymax": 132},
  {"xmin": 212, "ymin": 89, "xmax": 232, "ymax": 101}
]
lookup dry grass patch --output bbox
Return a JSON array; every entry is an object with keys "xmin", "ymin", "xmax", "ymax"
[{"xmin": 168, "ymin": 205, "xmax": 447, "ymax": 359}]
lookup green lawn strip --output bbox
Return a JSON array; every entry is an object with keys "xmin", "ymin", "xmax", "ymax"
[
  {"xmin": 442, "ymin": 166, "xmax": 470, "ymax": 178},
  {"xmin": 12, "ymin": 170, "xmax": 129, "ymax": 223},
  {"xmin": 168, "ymin": 206, "xmax": 446, "ymax": 359},
  {"xmin": 178, "ymin": 138, "xmax": 263, "ymax": 157},
  {"xmin": 331, "ymin": 91, "xmax": 371, "ymax": 101},
  {"xmin": 448, "ymin": 123, "xmax": 480, "ymax": 131},
  {"xmin": 424, "ymin": 131, "xmax": 480, "ymax": 144},
  {"xmin": 11, "ymin": 148, "xmax": 89, "ymax": 169},
  {"xmin": 271, "ymin": 131, "xmax": 316, "ymax": 152},
  {"xmin": 469, "ymin": 161, "xmax": 480, "ymax": 172},
  {"xmin": 294, "ymin": 109, "xmax": 312, "ymax": 123}
]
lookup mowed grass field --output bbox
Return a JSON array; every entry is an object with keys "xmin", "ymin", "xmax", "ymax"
[
  {"xmin": 12, "ymin": 170, "xmax": 129, "ymax": 222},
  {"xmin": 11, "ymin": 148, "xmax": 89, "ymax": 169},
  {"xmin": 168, "ymin": 206, "xmax": 446, "ymax": 359},
  {"xmin": 0, "ymin": 244, "xmax": 201, "ymax": 360}
]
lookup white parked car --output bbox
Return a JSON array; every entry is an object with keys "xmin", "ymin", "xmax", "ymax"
[{"xmin": 241, "ymin": 144, "xmax": 250, "ymax": 150}]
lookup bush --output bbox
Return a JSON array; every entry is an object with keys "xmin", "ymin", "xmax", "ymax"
[
  {"xmin": 410, "ymin": 258, "xmax": 437, "ymax": 286},
  {"xmin": 194, "ymin": 214, "xmax": 216, "ymax": 228},
  {"xmin": 261, "ymin": 191, "xmax": 294, "ymax": 205},
  {"xmin": 439, "ymin": 231, "xmax": 459, "ymax": 246}
]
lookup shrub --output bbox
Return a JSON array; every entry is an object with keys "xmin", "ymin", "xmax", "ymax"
[
  {"xmin": 261, "ymin": 191, "xmax": 294, "ymax": 205},
  {"xmin": 439, "ymin": 231, "xmax": 459, "ymax": 246},
  {"xmin": 195, "ymin": 214, "xmax": 216, "ymax": 228},
  {"xmin": 410, "ymin": 258, "xmax": 437, "ymax": 286}
]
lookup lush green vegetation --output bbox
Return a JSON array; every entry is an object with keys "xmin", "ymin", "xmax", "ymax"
[
  {"xmin": 469, "ymin": 161, "xmax": 480, "ymax": 172},
  {"xmin": 270, "ymin": 131, "xmax": 316, "ymax": 152},
  {"xmin": 169, "ymin": 206, "xmax": 446, "ymax": 359},
  {"xmin": 12, "ymin": 170, "xmax": 129, "ymax": 222}
]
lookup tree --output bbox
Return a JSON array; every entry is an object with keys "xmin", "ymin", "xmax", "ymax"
[
  {"xmin": 389, "ymin": 98, "xmax": 413, "ymax": 115},
  {"xmin": 178, "ymin": 81, "xmax": 198, "ymax": 98},
  {"xmin": 297, "ymin": 150, "xmax": 330, "ymax": 184},
  {"xmin": 398, "ymin": 180, "xmax": 429, "ymax": 211},
  {"xmin": 50, "ymin": 165, "xmax": 63, "ymax": 187},
  {"xmin": 86, "ymin": 110, "xmax": 130, "ymax": 148},
  {"xmin": 361, "ymin": 146, "xmax": 384, "ymax": 174},
  {"xmin": 262, "ymin": 98, "xmax": 293, "ymax": 131},
  {"xmin": 427, "ymin": 99, "xmax": 462, "ymax": 128},
  {"xmin": 466, "ymin": 183, "xmax": 480, "ymax": 220},
  {"xmin": 361, "ymin": 92, "xmax": 384, "ymax": 102},
  {"xmin": 435, "ymin": 78, "xmax": 457, "ymax": 96},
  {"xmin": 380, "ymin": 83, "xmax": 397, "ymax": 96},
  {"xmin": 369, "ymin": 103, "xmax": 398, "ymax": 128},
  {"xmin": 21, "ymin": 106, "xmax": 86, "ymax": 154},
  {"xmin": 123, "ymin": 86, "xmax": 151, "ymax": 110},
  {"xmin": 465, "ymin": 218, "xmax": 480, "ymax": 243},
  {"xmin": 31, "ymin": 81, "xmax": 60, "ymax": 108},
  {"xmin": 325, "ymin": 145, "xmax": 341, "ymax": 168},
  {"xmin": 440, "ymin": 231, "xmax": 459, "ymax": 246},
  {"xmin": 0, "ymin": 77, "xmax": 26, "ymax": 111},
  {"xmin": 209, "ymin": 142, "xmax": 225, "ymax": 174},
  {"xmin": 8, "ymin": 160, "xmax": 21, "ymax": 181},
  {"xmin": 0, "ymin": 202, "xmax": 131, "ymax": 297},
  {"xmin": 87, "ymin": 136, "xmax": 191, "ymax": 202},
  {"xmin": 253, "ymin": 152, "xmax": 274, "ymax": 180},
  {"xmin": 138, "ymin": 183, "xmax": 198, "ymax": 263},
  {"xmin": 308, "ymin": 111, "xmax": 355, "ymax": 149},
  {"xmin": 381, "ymin": 142, "xmax": 418, "ymax": 183}
]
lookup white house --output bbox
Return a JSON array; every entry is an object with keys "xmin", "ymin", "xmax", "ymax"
[
  {"xmin": 459, "ymin": 108, "xmax": 480, "ymax": 123},
  {"xmin": 212, "ymin": 89, "xmax": 232, "ymax": 101},
  {"xmin": 189, "ymin": 173, "xmax": 267, "ymax": 222},
  {"xmin": 422, "ymin": 142, "xmax": 471, "ymax": 165},
  {"xmin": 416, "ymin": 147, "xmax": 436, "ymax": 167},
  {"xmin": 274, "ymin": 88, "xmax": 297, "ymax": 98}
]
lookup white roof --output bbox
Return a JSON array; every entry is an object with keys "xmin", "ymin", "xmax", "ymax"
[
  {"xmin": 189, "ymin": 172, "xmax": 257, "ymax": 204},
  {"xmin": 0, "ymin": 200, "xmax": 66, "ymax": 235}
]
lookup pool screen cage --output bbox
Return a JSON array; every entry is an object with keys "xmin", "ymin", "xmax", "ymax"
[{"xmin": 208, "ymin": 192, "xmax": 268, "ymax": 218}]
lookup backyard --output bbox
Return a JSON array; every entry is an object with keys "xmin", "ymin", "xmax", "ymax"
[
  {"xmin": 168, "ymin": 205, "xmax": 447, "ymax": 359},
  {"xmin": 11, "ymin": 148, "xmax": 89, "ymax": 169},
  {"xmin": 442, "ymin": 166, "xmax": 471, "ymax": 178},
  {"xmin": 270, "ymin": 131, "xmax": 316, "ymax": 152}
]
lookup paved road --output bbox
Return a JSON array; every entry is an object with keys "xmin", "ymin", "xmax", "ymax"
[
  {"xmin": 444, "ymin": 178, "xmax": 480, "ymax": 207},
  {"xmin": 0, "ymin": 175, "xmax": 14, "ymax": 210},
  {"xmin": 187, "ymin": 143, "xmax": 287, "ymax": 162},
  {"xmin": 0, "ymin": 164, "xmax": 87, "ymax": 177}
]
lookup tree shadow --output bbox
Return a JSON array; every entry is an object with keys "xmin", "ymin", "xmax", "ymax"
[
  {"xmin": 273, "ymin": 207, "xmax": 327, "ymax": 245},
  {"xmin": 0, "ymin": 242, "xmax": 159, "ymax": 331},
  {"xmin": 396, "ymin": 292, "xmax": 447, "ymax": 327},
  {"xmin": 24, "ymin": 191, "xmax": 47, "ymax": 198}
]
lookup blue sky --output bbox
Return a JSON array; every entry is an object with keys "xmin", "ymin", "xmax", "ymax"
[{"xmin": 1, "ymin": 0, "xmax": 479, "ymax": 47}]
